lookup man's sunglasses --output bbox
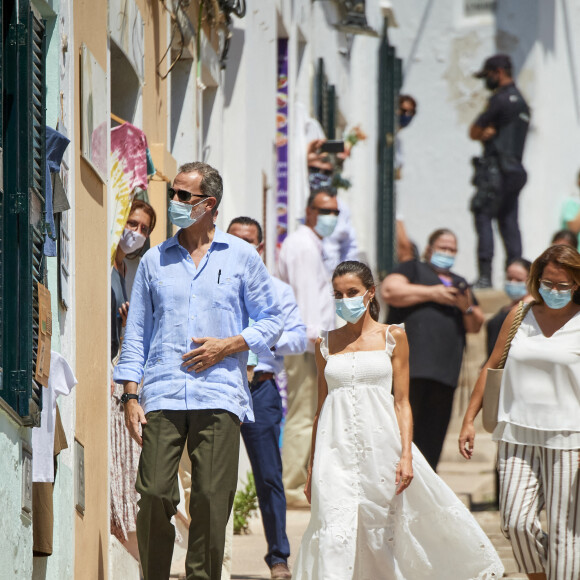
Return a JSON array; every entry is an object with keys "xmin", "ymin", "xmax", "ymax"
[
  {"xmin": 311, "ymin": 206, "xmax": 340, "ymax": 216},
  {"xmin": 168, "ymin": 187, "xmax": 210, "ymax": 203}
]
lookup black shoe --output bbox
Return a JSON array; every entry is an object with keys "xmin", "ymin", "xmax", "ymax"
[{"xmin": 472, "ymin": 276, "xmax": 493, "ymax": 289}]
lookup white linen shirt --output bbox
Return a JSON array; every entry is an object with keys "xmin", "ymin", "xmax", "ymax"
[
  {"xmin": 277, "ymin": 225, "xmax": 335, "ymax": 352},
  {"xmin": 113, "ymin": 228, "xmax": 283, "ymax": 422}
]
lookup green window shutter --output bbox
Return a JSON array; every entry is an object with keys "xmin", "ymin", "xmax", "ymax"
[
  {"xmin": 314, "ymin": 59, "xmax": 337, "ymax": 141},
  {"xmin": 376, "ymin": 19, "xmax": 401, "ymax": 280},
  {"xmin": 28, "ymin": 6, "xmax": 47, "ymax": 425},
  {"xmin": 0, "ymin": 1, "xmax": 46, "ymax": 425},
  {"xmin": 0, "ymin": 0, "xmax": 4, "ymax": 396}
]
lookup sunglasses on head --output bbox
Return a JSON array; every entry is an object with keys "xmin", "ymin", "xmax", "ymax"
[{"xmin": 168, "ymin": 187, "xmax": 210, "ymax": 203}]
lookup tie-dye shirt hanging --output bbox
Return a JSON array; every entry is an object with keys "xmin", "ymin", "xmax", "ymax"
[{"xmin": 110, "ymin": 123, "xmax": 149, "ymax": 265}]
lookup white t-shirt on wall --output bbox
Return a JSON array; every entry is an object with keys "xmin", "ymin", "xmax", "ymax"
[{"xmin": 31, "ymin": 351, "xmax": 77, "ymax": 482}]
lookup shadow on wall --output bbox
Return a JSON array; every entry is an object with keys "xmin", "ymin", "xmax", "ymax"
[
  {"xmin": 495, "ymin": 0, "xmax": 548, "ymax": 67},
  {"xmin": 170, "ymin": 58, "xmax": 193, "ymax": 148},
  {"xmin": 496, "ymin": 0, "xmax": 580, "ymax": 123},
  {"xmin": 223, "ymin": 27, "xmax": 245, "ymax": 108},
  {"xmin": 32, "ymin": 556, "xmax": 47, "ymax": 580}
]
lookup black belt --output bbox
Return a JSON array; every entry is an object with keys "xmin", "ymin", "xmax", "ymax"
[{"xmin": 250, "ymin": 372, "xmax": 274, "ymax": 389}]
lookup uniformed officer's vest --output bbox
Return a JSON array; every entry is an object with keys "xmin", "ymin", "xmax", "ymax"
[{"xmin": 486, "ymin": 85, "xmax": 530, "ymax": 168}]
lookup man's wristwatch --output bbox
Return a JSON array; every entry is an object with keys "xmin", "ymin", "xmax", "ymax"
[
  {"xmin": 464, "ymin": 305, "xmax": 474, "ymax": 315},
  {"xmin": 120, "ymin": 393, "xmax": 139, "ymax": 405}
]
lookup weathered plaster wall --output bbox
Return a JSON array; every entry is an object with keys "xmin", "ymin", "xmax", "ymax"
[
  {"xmin": 0, "ymin": 415, "xmax": 33, "ymax": 580},
  {"xmin": 390, "ymin": 0, "xmax": 580, "ymax": 282}
]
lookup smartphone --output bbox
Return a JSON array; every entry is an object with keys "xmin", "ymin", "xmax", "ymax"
[
  {"xmin": 453, "ymin": 280, "xmax": 468, "ymax": 294},
  {"xmin": 319, "ymin": 140, "xmax": 345, "ymax": 154}
]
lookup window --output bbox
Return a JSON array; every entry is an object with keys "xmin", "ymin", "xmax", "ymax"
[
  {"xmin": 464, "ymin": 0, "xmax": 497, "ymax": 17},
  {"xmin": 0, "ymin": 1, "xmax": 46, "ymax": 425},
  {"xmin": 314, "ymin": 59, "xmax": 337, "ymax": 140}
]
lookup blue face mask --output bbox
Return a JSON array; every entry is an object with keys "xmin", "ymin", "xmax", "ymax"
[
  {"xmin": 314, "ymin": 214, "xmax": 338, "ymax": 238},
  {"xmin": 335, "ymin": 291, "xmax": 369, "ymax": 324},
  {"xmin": 430, "ymin": 251, "xmax": 455, "ymax": 270},
  {"xmin": 504, "ymin": 281, "xmax": 528, "ymax": 301},
  {"xmin": 168, "ymin": 199, "xmax": 206, "ymax": 229},
  {"xmin": 539, "ymin": 286, "xmax": 573, "ymax": 310},
  {"xmin": 399, "ymin": 113, "xmax": 414, "ymax": 128}
]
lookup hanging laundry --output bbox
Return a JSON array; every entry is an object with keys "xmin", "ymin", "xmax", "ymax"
[
  {"xmin": 31, "ymin": 351, "xmax": 77, "ymax": 557},
  {"xmin": 43, "ymin": 127, "xmax": 70, "ymax": 256},
  {"xmin": 146, "ymin": 147, "xmax": 156, "ymax": 177},
  {"xmin": 110, "ymin": 123, "xmax": 149, "ymax": 265},
  {"xmin": 31, "ymin": 351, "xmax": 77, "ymax": 483}
]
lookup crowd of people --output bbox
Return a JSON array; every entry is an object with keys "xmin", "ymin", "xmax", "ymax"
[{"xmin": 106, "ymin": 52, "xmax": 580, "ymax": 580}]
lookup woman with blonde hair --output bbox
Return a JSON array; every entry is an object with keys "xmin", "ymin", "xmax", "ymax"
[{"xmin": 459, "ymin": 244, "xmax": 580, "ymax": 580}]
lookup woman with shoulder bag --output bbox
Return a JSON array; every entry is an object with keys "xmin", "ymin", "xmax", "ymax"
[{"xmin": 458, "ymin": 244, "xmax": 580, "ymax": 580}]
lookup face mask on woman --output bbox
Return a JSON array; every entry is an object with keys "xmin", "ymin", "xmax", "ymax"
[
  {"xmin": 430, "ymin": 251, "xmax": 455, "ymax": 271},
  {"xmin": 118, "ymin": 227, "xmax": 147, "ymax": 254},
  {"xmin": 168, "ymin": 198, "xmax": 207, "ymax": 229},
  {"xmin": 504, "ymin": 280, "xmax": 527, "ymax": 301},
  {"xmin": 539, "ymin": 285, "xmax": 573, "ymax": 310},
  {"xmin": 335, "ymin": 291, "xmax": 369, "ymax": 324}
]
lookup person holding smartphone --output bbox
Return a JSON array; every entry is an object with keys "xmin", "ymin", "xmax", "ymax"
[{"xmin": 381, "ymin": 228, "xmax": 484, "ymax": 470}]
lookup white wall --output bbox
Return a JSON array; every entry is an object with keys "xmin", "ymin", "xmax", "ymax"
[
  {"xmin": 0, "ymin": 415, "xmax": 33, "ymax": 579},
  {"xmin": 215, "ymin": 0, "xmax": 386, "ymax": 272},
  {"xmin": 390, "ymin": 0, "xmax": 580, "ymax": 283}
]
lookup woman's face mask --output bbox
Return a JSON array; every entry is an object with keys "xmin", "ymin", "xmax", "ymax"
[
  {"xmin": 539, "ymin": 284, "xmax": 574, "ymax": 310},
  {"xmin": 504, "ymin": 280, "xmax": 528, "ymax": 301},
  {"xmin": 335, "ymin": 291, "xmax": 369, "ymax": 324},
  {"xmin": 118, "ymin": 227, "xmax": 147, "ymax": 254},
  {"xmin": 430, "ymin": 251, "xmax": 455, "ymax": 271}
]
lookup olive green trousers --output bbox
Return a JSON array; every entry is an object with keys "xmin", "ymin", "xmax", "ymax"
[{"xmin": 136, "ymin": 409, "xmax": 240, "ymax": 580}]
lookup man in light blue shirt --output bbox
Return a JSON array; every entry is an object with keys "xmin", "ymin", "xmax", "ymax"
[
  {"xmin": 114, "ymin": 162, "xmax": 283, "ymax": 580},
  {"xmin": 227, "ymin": 217, "xmax": 306, "ymax": 580}
]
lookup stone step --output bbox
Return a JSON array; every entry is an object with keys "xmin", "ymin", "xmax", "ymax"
[{"xmin": 472, "ymin": 288, "xmax": 511, "ymax": 316}]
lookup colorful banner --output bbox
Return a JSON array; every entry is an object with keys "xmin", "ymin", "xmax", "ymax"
[{"xmin": 276, "ymin": 38, "xmax": 289, "ymax": 248}]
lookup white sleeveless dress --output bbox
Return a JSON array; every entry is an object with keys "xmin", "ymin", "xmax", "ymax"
[{"xmin": 292, "ymin": 328, "xmax": 504, "ymax": 580}]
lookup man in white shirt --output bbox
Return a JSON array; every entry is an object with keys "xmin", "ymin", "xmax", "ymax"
[
  {"xmin": 308, "ymin": 168, "xmax": 360, "ymax": 273},
  {"xmin": 277, "ymin": 189, "xmax": 338, "ymax": 507}
]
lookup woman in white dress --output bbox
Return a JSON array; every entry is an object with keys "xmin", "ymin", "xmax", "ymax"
[{"xmin": 293, "ymin": 261, "xmax": 504, "ymax": 580}]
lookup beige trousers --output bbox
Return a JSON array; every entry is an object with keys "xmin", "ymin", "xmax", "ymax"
[{"xmin": 281, "ymin": 352, "xmax": 318, "ymax": 507}]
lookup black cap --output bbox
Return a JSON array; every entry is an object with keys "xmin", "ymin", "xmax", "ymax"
[{"xmin": 474, "ymin": 54, "xmax": 512, "ymax": 78}]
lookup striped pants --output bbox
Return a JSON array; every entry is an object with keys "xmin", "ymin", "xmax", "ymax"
[{"xmin": 498, "ymin": 441, "xmax": 580, "ymax": 580}]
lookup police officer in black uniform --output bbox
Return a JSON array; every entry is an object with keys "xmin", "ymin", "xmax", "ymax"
[{"xmin": 470, "ymin": 54, "xmax": 530, "ymax": 289}]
